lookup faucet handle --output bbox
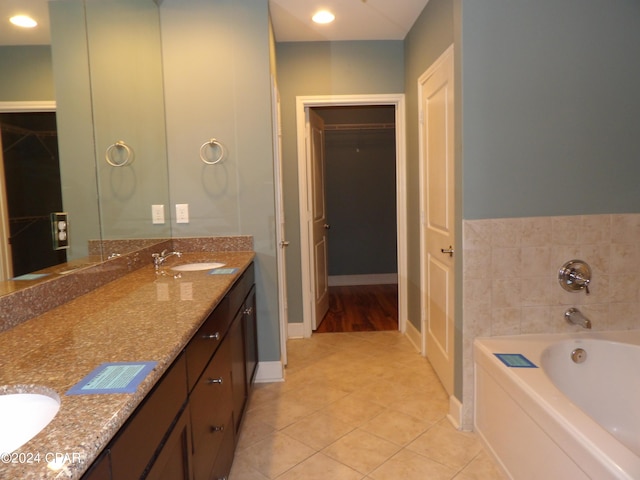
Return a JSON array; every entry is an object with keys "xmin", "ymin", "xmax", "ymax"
[{"xmin": 558, "ymin": 260, "xmax": 591, "ymax": 295}]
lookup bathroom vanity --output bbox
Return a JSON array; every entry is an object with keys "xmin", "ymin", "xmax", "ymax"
[{"xmin": 0, "ymin": 249, "xmax": 256, "ymax": 480}]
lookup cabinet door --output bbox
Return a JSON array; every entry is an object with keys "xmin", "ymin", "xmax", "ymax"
[
  {"xmin": 82, "ymin": 449, "xmax": 110, "ymax": 480},
  {"xmin": 229, "ymin": 311, "xmax": 247, "ymax": 436},
  {"xmin": 243, "ymin": 286, "xmax": 258, "ymax": 388},
  {"xmin": 209, "ymin": 415, "xmax": 235, "ymax": 480},
  {"xmin": 190, "ymin": 338, "xmax": 232, "ymax": 480},
  {"xmin": 110, "ymin": 354, "xmax": 188, "ymax": 480},
  {"xmin": 145, "ymin": 405, "xmax": 193, "ymax": 480}
]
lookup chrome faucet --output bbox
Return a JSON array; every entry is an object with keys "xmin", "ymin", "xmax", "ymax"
[
  {"xmin": 152, "ymin": 249, "xmax": 182, "ymax": 269},
  {"xmin": 565, "ymin": 307, "xmax": 591, "ymax": 329}
]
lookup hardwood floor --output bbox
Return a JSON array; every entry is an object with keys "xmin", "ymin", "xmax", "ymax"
[{"xmin": 315, "ymin": 284, "xmax": 398, "ymax": 333}]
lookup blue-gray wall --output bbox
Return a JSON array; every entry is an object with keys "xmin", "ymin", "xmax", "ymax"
[
  {"xmin": 276, "ymin": 41, "xmax": 404, "ymax": 324},
  {"xmin": 324, "ymin": 128, "xmax": 397, "ymax": 276},
  {"xmin": 0, "ymin": 46, "xmax": 54, "ymax": 101},
  {"xmin": 460, "ymin": 0, "xmax": 640, "ymax": 219}
]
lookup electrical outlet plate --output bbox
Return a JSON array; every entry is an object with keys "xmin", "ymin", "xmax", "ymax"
[
  {"xmin": 152, "ymin": 204, "xmax": 165, "ymax": 224},
  {"xmin": 176, "ymin": 204, "xmax": 189, "ymax": 224},
  {"xmin": 51, "ymin": 212, "xmax": 69, "ymax": 250}
]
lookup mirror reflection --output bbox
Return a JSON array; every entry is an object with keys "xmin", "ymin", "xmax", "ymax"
[{"xmin": 0, "ymin": 0, "xmax": 171, "ymax": 291}]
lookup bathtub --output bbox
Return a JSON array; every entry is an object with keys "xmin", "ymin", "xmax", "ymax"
[{"xmin": 474, "ymin": 330, "xmax": 640, "ymax": 480}]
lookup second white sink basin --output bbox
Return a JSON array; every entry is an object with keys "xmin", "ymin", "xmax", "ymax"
[
  {"xmin": 171, "ymin": 262, "xmax": 226, "ymax": 272},
  {"xmin": 0, "ymin": 390, "xmax": 60, "ymax": 455}
]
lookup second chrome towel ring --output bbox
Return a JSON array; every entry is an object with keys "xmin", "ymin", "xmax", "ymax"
[
  {"xmin": 199, "ymin": 138, "xmax": 226, "ymax": 165},
  {"xmin": 105, "ymin": 140, "xmax": 134, "ymax": 167}
]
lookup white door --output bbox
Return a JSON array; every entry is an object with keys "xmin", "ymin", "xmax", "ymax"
[
  {"xmin": 308, "ymin": 109, "xmax": 329, "ymax": 330},
  {"xmin": 419, "ymin": 46, "xmax": 455, "ymax": 396},
  {"xmin": 271, "ymin": 76, "xmax": 289, "ymax": 365}
]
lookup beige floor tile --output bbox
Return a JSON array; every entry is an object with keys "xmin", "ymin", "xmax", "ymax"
[
  {"xmin": 233, "ymin": 331, "xmax": 505, "ymax": 480},
  {"xmin": 275, "ymin": 452, "xmax": 364, "ymax": 480},
  {"xmin": 235, "ymin": 413, "xmax": 277, "ymax": 451},
  {"xmin": 282, "ymin": 411, "xmax": 355, "ymax": 450},
  {"xmin": 322, "ymin": 428, "xmax": 401, "ymax": 475},
  {"xmin": 455, "ymin": 450, "xmax": 508, "ymax": 480},
  {"xmin": 247, "ymin": 395, "xmax": 323, "ymax": 430},
  {"xmin": 360, "ymin": 409, "xmax": 433, "ymax": 447},
  {"xmin": 407, "ymin": 420, "xmax": 483, "ymax": 470},
  {"xmin": 319, "ymin": 392, "xmax": 386, "ymax": 426},
  {"xmin": 368, "ymin": 449, "xmax": 457, "ymax": 480},
  {"xmin": 394, "ymin": 391, "xmax": 449, "ymax": 422},
  {"xmin": 238, "ymin": 432, "xmax": 316, "ymax": 478},
  {"xmin": 229, "ymin": 455, "xmax": 270, "ymax": 480}
]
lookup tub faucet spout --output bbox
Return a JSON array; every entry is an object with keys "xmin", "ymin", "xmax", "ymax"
[{"xmin": 565, "ymin": 307, "xmax": 591, "ymax": 329}]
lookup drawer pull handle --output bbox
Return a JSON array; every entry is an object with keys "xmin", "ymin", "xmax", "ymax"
[
  {"xmin": 243, "ymin": 307, "xmax": 254, "ymax": 316},
  {"xmin": 207, "ymin": 377, "xmax": 223, "ymax": 385},
  {"xmin": 202, "ymin": 332, "xmax": 220, "ymax": 340},
  {"xmin": 210, "ymin": 425, "xmax": 224, "ymax": 432}
]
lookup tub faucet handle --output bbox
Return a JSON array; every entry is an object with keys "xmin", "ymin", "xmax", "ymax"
[{"xmin": 558, "ymin": 260, "xmax": 591, "ymax": 296}]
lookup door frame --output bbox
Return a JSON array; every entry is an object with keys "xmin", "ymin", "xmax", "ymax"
[
  {"xmin": 295, "ymin": 94, "xmax": 407, "ymax": 338},
  {"xmin": 0, "ymin": 101, "xmax": 56, "ymax": 281}
]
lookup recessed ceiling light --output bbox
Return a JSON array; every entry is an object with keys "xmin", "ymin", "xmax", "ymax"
[
  {"xmin": 312, "ymin": 10, "xmax": 335, "ymax": 24},
  {"xmin": 10, "ymin": 15, "xmax": 38, "ymax": 29}
]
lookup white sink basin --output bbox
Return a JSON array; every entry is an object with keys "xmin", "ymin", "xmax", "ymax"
[
  {"xmin": 0, "ymin": 391, "xmax": 60, "ymax": 454},
  {"xmin": 170, "ymin": 262, "xmax": 226, "ymax": 272}
]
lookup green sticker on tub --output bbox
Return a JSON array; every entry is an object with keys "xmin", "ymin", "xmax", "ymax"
[{"xmin": 494, "ymin": 353, "xmax": 537, "ymax": 368}]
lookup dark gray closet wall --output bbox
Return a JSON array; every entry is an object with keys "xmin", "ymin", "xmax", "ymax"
[{"xmin": 316, "ymin": 106, "xmax": 397, "ymax": 278}]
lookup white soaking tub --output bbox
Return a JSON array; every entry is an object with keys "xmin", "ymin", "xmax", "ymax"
[{"xmin": 474, "ymin": 330, "xmax": 640, "ymax": 480}]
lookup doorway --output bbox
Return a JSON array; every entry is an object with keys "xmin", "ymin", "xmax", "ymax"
[
  {"xmin": 0, "ymin": 109, "xmax": 66, "ymax": 279},
  {"xmin": 313, "ymin": 105, "xmax": 398, "ymax": 333},
  {"xmin": 295, "ymin": 94, "xmax": 407, "ymax": 338}
]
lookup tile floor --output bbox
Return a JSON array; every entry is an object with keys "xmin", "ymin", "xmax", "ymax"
[{"xmin": 230, "ymin": 331, "xmax": 507, "ymax": 479}]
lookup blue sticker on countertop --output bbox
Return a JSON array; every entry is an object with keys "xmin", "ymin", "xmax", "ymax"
[
  {"xmin": 494, "ymin": 353, "xmax": 537, "ymax": 368},
  {"xmin": 66, "ymin": 361, "xmax": 157, "ymax": 395},
  {"xmin": 12, "ymin": 273, "xmax": 50, "ymax": 280},
  {"xmin": 208, "ymin": 268, "xmax": 238, "ymax": 275}
]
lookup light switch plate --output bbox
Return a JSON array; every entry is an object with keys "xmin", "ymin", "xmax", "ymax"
[
  {"xmin": 51, "ymin": 212, "xmax": 69, "ymax": 250},
  {"xmin": 176, "ymin": 204, "xmax": 189, "ymax": 224}
]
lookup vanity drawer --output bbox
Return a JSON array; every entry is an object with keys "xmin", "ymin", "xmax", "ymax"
[
  {"xmin": 186, "ymin": 297, "xmax": 230, "ymax": 391},
  {"xmin": 190, "ymin": 338, "xmax": 233, "ymax": 480},
  {"xmin": 227, "ymin": 263, "xmax": 254, "ymax": 318}
]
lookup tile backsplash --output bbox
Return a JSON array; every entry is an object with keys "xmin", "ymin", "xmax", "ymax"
[{"xmin": 461, "ymin": 214, "xmax": 640, "ymax": 428}]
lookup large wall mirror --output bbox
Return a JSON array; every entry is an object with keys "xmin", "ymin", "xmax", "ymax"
[{"xmin": 0, "ymin": 0, "xmax": 171, "ymax": 289}]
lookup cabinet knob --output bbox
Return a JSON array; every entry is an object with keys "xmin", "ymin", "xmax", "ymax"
[
  {"xmin": 243, "ymin": 306, "xmax": 254, "ymax": 316},
  {"xmin": 202, "ymin": 332, "xmax": 220, "ymax": 340},
  {"xmin": 207, "ymin": 377, "xmax": 223, "ymax": 385},
  {"xmin": 210, "ymin": 425, "xmax": 224, "ymax": 433}
]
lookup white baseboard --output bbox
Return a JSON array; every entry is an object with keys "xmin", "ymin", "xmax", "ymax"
[
  {"xmin": 405, "ymin": 319, "xmax": 421, "ymax": 353},
  {"xmin": 287, "ymin": 322, "xmax": 304, "ymax": 339},
  {"xmin": 328, "ymin": 273, "xmax": 398, "ymax": 286},
  {"xmin": 447, "ymin": 394, "xmax": 464, "ymax": 430},
  {"xmin": 254, "ymin": 361, "xmax": 284, "ymax": 383}
]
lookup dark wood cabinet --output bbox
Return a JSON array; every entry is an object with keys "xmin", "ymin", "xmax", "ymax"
[
  {"xmin": 146, "ymin": 405, "xmax": 193, "ymax": 480},
  {"xmin": 81, "ymin": 262, "xmax": 256, "ymax": 480},
  {"xmin": 81, "ymin": 449, "xmax": 111, "ymax": 480},
  {"xmin": 110, "ymin": 354, "xmax": 188, "ymax": 480}
]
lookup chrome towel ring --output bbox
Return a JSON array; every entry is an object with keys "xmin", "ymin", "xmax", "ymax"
[
  {"xmin": 199, "ymin": 138, "xmax": 226, "ymax": 165},
  {"xmin": 105, "ymin": 140, "xmax": 134, "ymax": 167}
]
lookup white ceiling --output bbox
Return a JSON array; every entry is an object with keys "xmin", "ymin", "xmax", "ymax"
[{"xmin": 0, "ymin": 0, "xmax": 429, "ymax": 46}]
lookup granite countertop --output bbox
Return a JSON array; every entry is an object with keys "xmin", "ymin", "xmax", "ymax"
[{"xmin": 0, "ymin": 251, "xmax": 255, "ymax": 480}]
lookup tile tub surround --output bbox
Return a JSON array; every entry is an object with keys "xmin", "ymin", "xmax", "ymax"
[
  {"xmin": 0, "ymin": 236, "xmax": 253, "ymax": 332},
  {"xmin": 462, "ymin": 213, "xmax": 640, "ymax": 428},
  {"xmin": 0, "ymin": 250, "xmax": 254, "ymax": 480}
]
